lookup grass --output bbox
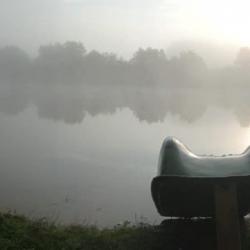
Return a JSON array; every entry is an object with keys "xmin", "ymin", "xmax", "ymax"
[
  {"xmin": 0, "ymin": 212, "xmax": 250, "ymax": 250},
  {"xmin": 0, "ymin": 212, "xmax": 168, "ymax": 250}
]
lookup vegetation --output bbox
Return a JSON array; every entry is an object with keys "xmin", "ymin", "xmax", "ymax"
[
  {"xmin": 1, "ymin": 42, "xmax": 250, "ymax": 125},
  {"xmin": 0, "ymin": 212, "xmax": 168, "ymax": 250},
  {"xmin": 1, "ymin": 212, "xmax": 250, "ymax": 250}
]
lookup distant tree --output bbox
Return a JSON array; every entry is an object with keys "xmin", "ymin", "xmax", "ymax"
[
  {"xmin": 168, "ymin": 51, "xmax": 207, "ymax": 87},
  {"xmin": 84, "ymin": 50, "xmax": 126, "ymax": 86},
  {"xmin": 0, "ymin": 46, "xmax": 31, "ymax": 84},
  {"xmin": 170, "ymin": 51, "xmax": 206, "ymax": 74},
  {"xmin": 130, "ymin": 48, "xmax": 167, "ymax": 66},
  {"xmin": 130, "ymin": 48, "xmax": 168, "ymax": 86},
  {"xmin": 35, "ymin": 41, "xmax": 86, "ymax": 84}
]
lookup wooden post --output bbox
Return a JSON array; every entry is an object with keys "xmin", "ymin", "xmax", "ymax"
[{"xmin": 214, "ymin": 183, "xmax": 242, "ymax": 250}]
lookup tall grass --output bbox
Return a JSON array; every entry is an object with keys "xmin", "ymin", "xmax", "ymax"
[
  {"xmin": 0, "ymin": 213, "xmax": 168, "ymax": 250},
  {"xmin": 1, "ymin": 212, "xmax": 250, "ymax": 249}
]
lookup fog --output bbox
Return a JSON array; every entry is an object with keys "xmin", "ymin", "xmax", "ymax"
[
  {"xmin": 1, "ymin": 42, "xmax": 250, "ymax": 225},
  {"xmin": 1, "ymin": 106, "xmax": 250, "ymax": 225},
  {"xmin": 1, "ymin": 42, "xmax": 250, "ymax": 125},
  {"xmin": 1, "ymin": 0, "xmax": 250, "ymax": 226}
]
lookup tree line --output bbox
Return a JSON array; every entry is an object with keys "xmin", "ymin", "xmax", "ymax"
[{"xmin": 0, "ymin": 41, "xmax": 250, "ymax": 125}]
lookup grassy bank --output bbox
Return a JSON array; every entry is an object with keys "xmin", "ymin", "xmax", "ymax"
[
  {"xmin": 0, "ymin": 213, "xmax": 167, "ymax": 250},
  {"xmin": 0, "ymin": 212, "xmax": 249, "ymax": 250}
]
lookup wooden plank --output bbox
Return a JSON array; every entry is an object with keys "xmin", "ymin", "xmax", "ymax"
[{"xmin": 214, "ymin": 183, "xmax": 242, "ymax": 250}]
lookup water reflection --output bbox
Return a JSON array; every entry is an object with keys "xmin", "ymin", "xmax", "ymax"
[{"xmin": 0, "ymin": 107, "xmax": 249, "ymax": 226}]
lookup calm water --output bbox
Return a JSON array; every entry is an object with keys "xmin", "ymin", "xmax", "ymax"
[{"xmin": 0, "ymin": 106, "xmax": 249, "ymax": 226}]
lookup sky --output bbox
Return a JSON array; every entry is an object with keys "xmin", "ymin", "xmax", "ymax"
[{"xmin": 0, "ymin": 0, "xmax": 250, "ymax": 64}]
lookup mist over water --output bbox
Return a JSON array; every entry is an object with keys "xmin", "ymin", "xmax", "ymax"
[
  {"xmin": 1, "ymin": 106, "xmax": 250, "ymax": 226},
  {"xmin": 1, "ymin": 42, "xmax": 250, "ymax": 225},
  {"xmin": 1, "ymin": 42, "xmax": 250, "ymax": 126}
]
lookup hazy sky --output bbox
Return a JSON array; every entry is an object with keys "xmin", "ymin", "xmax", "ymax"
[{"xmin": 1, "ymin": 0, "xmax": 249, "ymax": 62}]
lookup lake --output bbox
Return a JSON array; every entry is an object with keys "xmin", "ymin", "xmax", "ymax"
[{"xmin": 0, "ymin": 105, "xmax": 249, "ymax": 226}]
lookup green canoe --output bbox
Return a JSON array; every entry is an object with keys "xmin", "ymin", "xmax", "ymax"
[{"xmin": 151, "ymin": 137, "xmax": 250, "ymax": 217}]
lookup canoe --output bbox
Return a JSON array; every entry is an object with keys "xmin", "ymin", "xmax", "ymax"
[{"xmin": 151, "ymin": 137, "xmax": 250, "ymax": 217}]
